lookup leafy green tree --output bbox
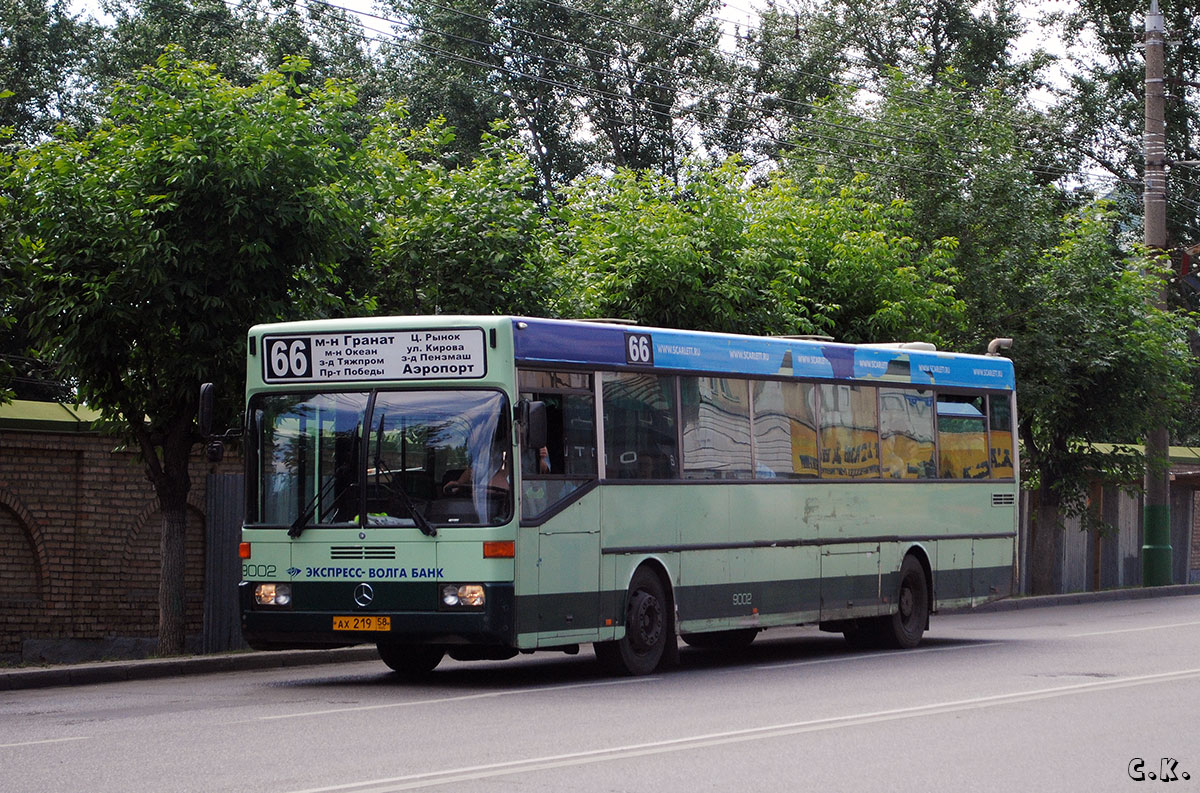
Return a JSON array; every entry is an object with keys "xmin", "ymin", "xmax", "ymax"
[
  {"xmin": 707, "ymin": 0, "xmax": 845, "ymax": 163},
  {"xmin": 0, "ymin": 0, "xmax": 97, "ymax": 141},
  {"xmin": 92, "ymin": 0, "xmax": 262, "ymax": 91},
  {"xmin": 1055, "ymin": 0, "xmax": 1200, "ymax": 232},
  {"xmin": 1012, "ymin": 206, "xmax": 1193, "ymax": 593},
  {"xmin": 361, "ymin": 115, "xmax": 551, "ymax": 316},
  {"xmin": 782, "ymin": 74, "xmax": 1193, "ymax": 591},
  {"xmin": 545, "ymin": 158, "xmax": 964, "ymax": 342},
  {"xmin": 378, "ymin": 0, "xmax": 588, "ymax": 194},
  {"xmin": 1055, "ymin": 0, "xmax": 1200, "ymax": 442},
  {"xmin": 828, "ymin": 0, "xmax": 1041, "ymax": 91},
  {"xmin": 382, "ymin": 0, "xmax": 730, "ymax": 183},
  {"xmin": 1, "ymin": 49, "xmax": 368, "ymax": 653},
  {"xmin": 89, "ymin": 0, "xmax": 384, "ymax": 114},
  {"xmin": 570, "ymin": 0, "xmax": 724, "ymax": 176},
  {"xmin": 783, "ymin": 73, "xmax": 1078, "ymax": 350}
]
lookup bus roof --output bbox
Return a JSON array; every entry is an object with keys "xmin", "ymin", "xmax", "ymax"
[{"xmin": 512, "ymin": 317, "xmax": 1015, "ymax": 391}]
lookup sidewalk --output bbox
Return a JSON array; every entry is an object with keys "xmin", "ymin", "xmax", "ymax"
[{"xmin": 3, "ymin": 584, "xmax": 1198, "ymax": 691}]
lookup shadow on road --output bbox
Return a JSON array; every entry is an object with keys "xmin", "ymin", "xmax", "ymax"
[{"xmin": 274, "ymin": 628, "xmax": 1004, "ymax": 692}]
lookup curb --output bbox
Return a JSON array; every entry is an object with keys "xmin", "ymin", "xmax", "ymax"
[
  {"xmin": 0, "ymin": 646, "xmax": 380, "ymax": 692},
  {"xmin": 4, "ymin": 585, "xmax": 1199, "ymax": 691},
  {"xmin": 940, "ymin": 582, "xmax": 1200, "ymax": 614}
]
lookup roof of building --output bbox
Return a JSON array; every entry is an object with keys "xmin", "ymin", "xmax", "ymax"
[{"xmin": 0, "ymin": 399, "xmax": 102, "ymax": 433}]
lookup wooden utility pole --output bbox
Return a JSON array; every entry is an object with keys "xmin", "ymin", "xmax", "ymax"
[{"xmin": 1143, "ymin": 0, "xmax": 1173, "ymax": 586}]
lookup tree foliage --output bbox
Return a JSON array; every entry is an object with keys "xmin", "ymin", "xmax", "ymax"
[
  {"xmin": 2, "ymin": 49, "xmax": 368, "ymax": 652},
  {"xmin": 0, "ymin": 0, "xmax": 98, "ymax": 141},
  {"xmin": 1011, "ymin": 206, "xmax": 1193, "ymax": 591},
  {"xmin": 361, "ymin": 115, "xmax": 551, "ymax": 316},
  {"xmin": 545, "ymin": 159, "xmax": 964, "ymax": 341},
  {"xmin": 778, "ymin": 69, "xmax": 1193, "ymax": 583}
]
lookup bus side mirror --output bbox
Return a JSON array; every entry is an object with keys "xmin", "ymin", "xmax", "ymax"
[
  {"xmin": 518, "ymin": 400, "xmax": 548, "ymax": 450},
  {"xmin": 198, "ymin": 383, "xmax": 224, "ymax": 463},
  {"xmin": 199, "ymin": 383, "xmax": 216, "ymax": 437}
]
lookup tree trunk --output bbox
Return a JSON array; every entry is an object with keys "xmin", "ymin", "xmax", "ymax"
[
  {"xmin": 158, "ymin": 495, "xmax": 189, "ymax": 655},
  {"xmin": 1028, "ymin": 487, "xmax": 1062, "ymax": 595},
  {"xmin": 140, "ymin": 409, "xmax": 196, "ymax": 657}
]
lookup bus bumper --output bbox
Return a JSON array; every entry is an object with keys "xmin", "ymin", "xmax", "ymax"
[{"xmin": 239, "ymin": 580, "xmax": 515, "ymax": 650}]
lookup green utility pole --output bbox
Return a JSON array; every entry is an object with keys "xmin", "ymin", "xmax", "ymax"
[{"xmin": 1142, "ymin": 0, "xmax": 1173, "ymax": 586}]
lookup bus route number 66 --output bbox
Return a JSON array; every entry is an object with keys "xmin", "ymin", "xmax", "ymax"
[
  {"xmin": 625, "ymin": 332, "xmax": 654, "ymax": 366},
  {"xmin": 268, "ymin": 337, "xmax": 312, "ymax": 380}
]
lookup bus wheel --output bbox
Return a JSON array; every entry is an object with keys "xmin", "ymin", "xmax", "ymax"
[
  {"xmin": 879, "ymin": 555, "xmax": 929, "ymax": 649},
  {"xmin": 377, "ymin": 642, "xmax": 444, "ymax": 677},
  {"xmin": 595, "ymin": 567, "xmax": 673, "ymax": 676}
]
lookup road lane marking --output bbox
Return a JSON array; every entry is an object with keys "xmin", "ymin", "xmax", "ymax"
[
  {"xmin": 0, "ymin": 737, "xmax": 89, "ymax": 749},
  {"xmin": 281, "ymin": 666, "xmax": 1200, "ymax": 793},
  {"xmin": 1069, "ymin": 619, "xmax": 1200, "ymax": 638},
  {"xmin": 254, "ymin": 676, "xmax": 658, "ymax": 721}
]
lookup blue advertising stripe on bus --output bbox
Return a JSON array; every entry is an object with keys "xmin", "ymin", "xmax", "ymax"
[{"xmin": 512, "ymin": 318, "xmax": 1015, "ymax": 391}]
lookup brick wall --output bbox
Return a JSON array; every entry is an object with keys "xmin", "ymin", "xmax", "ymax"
[
  {"xmin": 0, "ymin": 428, "xmax": 238, "ymax": 661},
  {"xmin": 1193, "ymin": 491, "xmax": 1200, "ymax": 581}
]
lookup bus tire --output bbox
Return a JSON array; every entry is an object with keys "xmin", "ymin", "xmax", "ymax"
[
  {"xmin": 594, "ymin": 567, "xmax": 673, "ymax": 676},
  {"xmin": 377, "ymin": 642, "xmax": 444, "ymax": 677},
  {"xmin": 879, "ymin": 555, "xmax": 929, "ymax": 649}
]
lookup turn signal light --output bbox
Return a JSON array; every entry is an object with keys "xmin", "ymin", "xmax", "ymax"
[
  {"xmin": 483, "ymin": 541, "xmax": 515, "ymax": 558},
  {"xmin": 239, "ymin": 542, "xmax": 251, "ymax": 559}
]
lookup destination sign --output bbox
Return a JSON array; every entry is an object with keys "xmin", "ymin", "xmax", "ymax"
[{"xmin": 261, "ymin": 327, "xmax": 487, "ymax": 383}]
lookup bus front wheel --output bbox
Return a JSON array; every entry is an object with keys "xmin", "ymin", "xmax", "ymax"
[
  {"xmin": 377, "ymin": 642, "xmax": 445, "ymax": 677},
  {"xmin": 595, "ymin": 567, "xmax": 674, "ymax": 676},
  {"xmin": 879, "ymin": 555, "xmax": 929, "ymax": 649}
]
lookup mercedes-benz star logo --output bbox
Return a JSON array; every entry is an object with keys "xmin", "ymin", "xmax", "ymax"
[{"xmin": 353, "ymin": 583, "xmax": 374, "ymax": 607}]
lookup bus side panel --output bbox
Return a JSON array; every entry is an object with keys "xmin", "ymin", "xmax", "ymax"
[
  {"xmin": 677, "ymin": 484, "xmax": 732, "ymax": 626},
  {"xmin": 973, "ymin": 535, "xmax": 1015, "ymax": 602},
  {"xmin": 534, "ymin": 494, "xmax": 601, "ymax": 645},
  {"xmin": 934, "ymin": 538, "xmax": 974, "ymax": 606},
  {"xmin": 819, "ymin": 543, "xmax": 882, "ymax": 621},
  {"xmin": 601, "ymin": 484, "xmax": 681, "ymax": 551}
]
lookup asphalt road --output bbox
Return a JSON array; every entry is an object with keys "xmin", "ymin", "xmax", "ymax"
[{"xmin": 2, "ymin": 596, "xmax": 1199, "ymax": 793}]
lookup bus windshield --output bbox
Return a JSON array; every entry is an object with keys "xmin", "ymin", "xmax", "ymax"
[{"xmin": 249, "ymin": 389, "xmax": 511, "ymax": 529}]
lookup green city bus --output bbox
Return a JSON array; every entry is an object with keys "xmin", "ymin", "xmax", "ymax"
[{"xmin": 232, "ymin": 316, "xmax": 1018, "ymax": 676}]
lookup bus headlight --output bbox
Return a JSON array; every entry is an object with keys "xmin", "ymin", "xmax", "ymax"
[
  {"xmin": 255, "ymin": 583, "xmax": 292, "ymax": 606},
  {"xmin": 440, "ymin": 584, "xmax": 485, "ymax": 608}
]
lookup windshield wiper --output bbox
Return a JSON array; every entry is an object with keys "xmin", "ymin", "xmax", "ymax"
[
  {"xmin": 374, "ymin": 413, "xmax": 437, "ymax": 537},
  {"xmin": 288, "ymin": 475, "xmax": 345, "ymax": 539}
]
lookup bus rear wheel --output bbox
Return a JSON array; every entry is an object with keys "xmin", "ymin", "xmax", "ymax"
[
  {"xmin": 377, "ymin": 642, "xmax": 445, "ymax": 677},
  {"xmin": 879, "ymin": 555, "xmax": 929, "ymax": 649},
  {"xmin": 595, "ymin": 567, "xmax": 673, "ymax": 676}
]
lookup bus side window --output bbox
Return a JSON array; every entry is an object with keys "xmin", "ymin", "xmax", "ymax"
[
  {"xmin": 988, "ymin": 394, "xmax": 1015, "ymax": 478},
  {"xmin": 936, "ymin": 394, "xmax": 989, "ymax": 479},
  {"xmin": 681, "ymin": 376, "xmax": 752, "ymax": 480},
  {"xmin": 602, "ymin": 372, "xmax": 678, "ymax": 480},
  {"xmin": 751, "ymin": 380, "xmax": 818, "ymax": 479},
  {"xmin": 818, "ymin": 384, "xmax": 880, "ymax": 480},
  {"xmin": 517, "ymin": 370, "xmax": 599, "ymax": 521},
  {"xmin": 879, "ymin": 388, "xmax": 935, "ymax": 480}
]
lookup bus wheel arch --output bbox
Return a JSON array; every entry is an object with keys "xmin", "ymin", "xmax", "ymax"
[{"xmin": 595, "ymin": 560, "xmax": 678, "ymax": 675}]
